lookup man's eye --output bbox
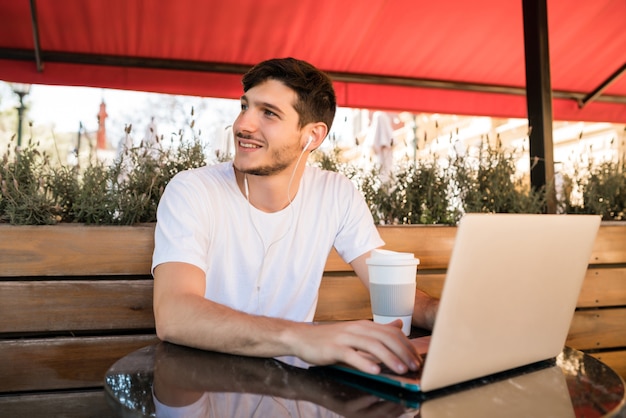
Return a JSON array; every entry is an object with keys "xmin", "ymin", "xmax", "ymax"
[
  {"xmin": 264, "ymin": 109, "xmax": 277, "ymax": 117},
  {"xmin": 240, "ymin": 103, "xmax": 248, "ymax": 111}
]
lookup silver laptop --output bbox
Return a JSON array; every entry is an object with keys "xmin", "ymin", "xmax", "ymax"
[{"xmin": 330, "ymin": 213, "xmax": 601, "ymax": 393}]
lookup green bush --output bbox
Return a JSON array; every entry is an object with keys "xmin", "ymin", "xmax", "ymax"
[
  {"xmin": 0, "ymin": 131, "xmax": 206, "ymax": 225},
  {"xmin": 560, "ymin": 154, "xmax": 625, "ymax": 221},
  {"xmin": 313, "ymin": 138, "xmax": 546, "ymax": 225},
  {"xmin": 0, "ymin": 139, "xmax": 58, "ymax": 224},
  {"xmin": 450, "ymin": 139, "xmax": 546, "ymax": 215}
]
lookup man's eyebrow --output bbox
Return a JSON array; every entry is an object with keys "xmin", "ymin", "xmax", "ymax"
[
  {"xmin": 241, "ymin": 94, "xmax": 286, "ymax": 116},
  {"xmin": 261, "ymin": 101, "xmax": 285, "ymax": 116}
]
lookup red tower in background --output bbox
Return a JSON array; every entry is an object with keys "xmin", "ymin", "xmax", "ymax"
[{"xmin": 97, "ymin": 100, "xmax": 108, "ymax": 150}]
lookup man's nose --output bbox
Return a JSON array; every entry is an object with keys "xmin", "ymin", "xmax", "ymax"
[{"xmin": 234, "ymin": 110, "xmax": 258, "ymax": 134}]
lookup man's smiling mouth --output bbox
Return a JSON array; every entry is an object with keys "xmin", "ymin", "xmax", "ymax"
[{"xmin": 239, "ymin": 141, "xmax": 261, "ymax": 149}]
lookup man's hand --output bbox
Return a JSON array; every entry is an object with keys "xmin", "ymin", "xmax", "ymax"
[
  {"xmin": 413, "ymin": 288, "xmax": 439, "ymax": 330},
  {"xmin": 286, "ymin": 319, "xmax": 422, "ymax": 375}
]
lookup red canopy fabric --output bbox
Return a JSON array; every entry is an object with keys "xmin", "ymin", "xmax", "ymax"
[{"xmin": 1, "ymin": 0, "xmax": 625, "ymax": 122}]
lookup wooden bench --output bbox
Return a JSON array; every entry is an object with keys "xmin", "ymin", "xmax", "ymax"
[{"xmin": 1, "ymin": 222, "xmax": 625, "ymax": 413}]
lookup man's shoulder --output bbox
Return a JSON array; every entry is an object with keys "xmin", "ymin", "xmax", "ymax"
[
  {"xmin": 304, "ymin": 166, "xmax": 356, "ymax": 190},
  {"xmin": 172, "ymin": 161, "xmax": 233, "ymax": 183}
]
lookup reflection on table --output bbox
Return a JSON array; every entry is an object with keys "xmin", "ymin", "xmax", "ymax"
[{"xmin": 105, "ymin": 342, "xmax": 626, "ymax": 418}]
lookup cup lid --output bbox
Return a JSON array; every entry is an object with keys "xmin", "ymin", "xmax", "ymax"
[{"xmin": 366, "ymin": 249, "xmax": 420, "ymax": 265}]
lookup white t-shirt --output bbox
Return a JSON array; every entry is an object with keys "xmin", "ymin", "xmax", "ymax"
[{"xmin": 152, "ymin": 162, "xmax": 384, "ymax": 322}]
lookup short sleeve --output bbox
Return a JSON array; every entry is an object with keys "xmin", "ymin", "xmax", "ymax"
[
  {"xmin": 332, "ymin": 177, "xmax": 384, "ymax": 263},
  {"xmin": 152, "ymin": 171, "xmax": 212, "ymax": 274}
]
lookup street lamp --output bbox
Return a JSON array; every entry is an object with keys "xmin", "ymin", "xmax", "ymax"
[{"xmin": 10, "ymin": 83, "xmax": 32, "ymax": 148}]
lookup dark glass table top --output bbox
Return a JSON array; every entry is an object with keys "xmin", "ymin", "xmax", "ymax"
[{"xmin": 105, "ymin": 341, "xmax": 626, "ymax": 417}]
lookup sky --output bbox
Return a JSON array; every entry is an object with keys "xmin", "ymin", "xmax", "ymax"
[
  {"xmin": 2, "ymin": 82, "xmax": 152, "ymax": 132},
  {"xmin": 31, "ymin": 86, "xmax": 150, "ymax": 133}
]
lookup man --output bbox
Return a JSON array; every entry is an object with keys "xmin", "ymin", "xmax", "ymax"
[{"xmin": 152, "ymin": 57, "xmax": 438, "ymax": 376}]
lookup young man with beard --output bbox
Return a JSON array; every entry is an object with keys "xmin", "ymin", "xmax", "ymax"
[{"xmin": 152, "ymin": 57, "xmax": 438, "ymax": 376}]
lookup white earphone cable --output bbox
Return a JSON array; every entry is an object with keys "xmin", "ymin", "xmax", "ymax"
[{"xmin": 244, "ymin": 140, "xmax": 311, "ymax": 308}]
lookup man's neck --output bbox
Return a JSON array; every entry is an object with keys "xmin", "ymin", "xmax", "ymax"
[{"xmin": 234, "ymin": 166, "xmax": 305, "ymax": 213}]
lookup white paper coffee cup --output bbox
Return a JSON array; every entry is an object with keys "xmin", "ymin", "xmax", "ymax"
[{"xmin": 366, "ymin": 249, "xmax": 420, "ymax": 335}]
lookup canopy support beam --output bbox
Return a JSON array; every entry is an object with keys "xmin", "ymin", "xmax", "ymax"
[
  {"xmin": 2, "ymin": 48, "xmax": 626, "ymax": 105},
  {"xmin": 523, "ymin": 0, "xmax": 556, "ymax": 213},
  {"xmin": 28, "ymin": 0, "xmax": 43, "ymax": 72},
  {"xmin": 578, "ymin": 62, "xmax": 626, "ymax": 108}
]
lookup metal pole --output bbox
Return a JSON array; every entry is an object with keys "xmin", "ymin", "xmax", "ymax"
[
  {"xmin": 522, "ymin": 0, "xmax": 556, "ymax": 213},
  {"xmin": 16, "ymin": 92, "xmax": 26, "ymax": 148}
]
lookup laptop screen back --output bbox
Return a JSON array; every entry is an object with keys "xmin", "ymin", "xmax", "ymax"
[{"xmin": 420, "ymin": 214, "xmax": 600, "ymax": 391}]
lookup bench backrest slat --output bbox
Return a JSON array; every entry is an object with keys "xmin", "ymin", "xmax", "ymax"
[{"xmin": 0, "ymin": 279, "xmax": 154, "ymax": 334}]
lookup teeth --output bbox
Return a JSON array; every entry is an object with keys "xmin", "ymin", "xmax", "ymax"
[{"xmin": 240, "ymin": 142, "xmax": 260, "ymax": 149}]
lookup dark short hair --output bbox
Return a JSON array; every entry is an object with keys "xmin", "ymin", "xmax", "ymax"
[{"xmin": 242, "ymin": 57, "xmax": 337, "ymax": 132}]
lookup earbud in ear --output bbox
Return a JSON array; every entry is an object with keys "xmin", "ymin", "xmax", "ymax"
[{"xmin": 303, "ymin": 135, "xmax": 314, "ymax": 151}]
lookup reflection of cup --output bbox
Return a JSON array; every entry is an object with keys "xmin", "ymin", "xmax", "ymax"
[{"xmin": 366, "ymin": 249, "xmax": 420, "ymax": 336}]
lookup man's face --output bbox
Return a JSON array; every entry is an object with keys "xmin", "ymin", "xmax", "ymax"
[{"xmin": 232, "ymin": 79, "xmax": 304, "ymax": 176}]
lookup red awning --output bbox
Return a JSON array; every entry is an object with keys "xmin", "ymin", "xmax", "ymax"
[{"xmin": 1, "ymin": 0, "xmax": 625, "ymax": 122}]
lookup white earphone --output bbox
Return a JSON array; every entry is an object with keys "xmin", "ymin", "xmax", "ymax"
[{"xmin": 303, "ymin": 135, "xmax": 314, "ymax": 151}]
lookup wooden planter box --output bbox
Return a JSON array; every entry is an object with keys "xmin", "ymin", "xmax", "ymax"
[{"xmin": 0, "ymin": 221, "xmax": 625, "ymax": 398}]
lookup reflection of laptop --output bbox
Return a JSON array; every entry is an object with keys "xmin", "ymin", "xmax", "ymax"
[
  {"xmin": 420, "ymin": 364, "xmax": 575, "ymax": 417},
  {"xmin": 329, "ymin": 214, "xmax": 601, "ymax": 393}
]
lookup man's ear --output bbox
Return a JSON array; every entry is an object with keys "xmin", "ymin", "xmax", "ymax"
[{"xmin": 304, "ymin": 123, "xmax": 328, "ymax": 151}]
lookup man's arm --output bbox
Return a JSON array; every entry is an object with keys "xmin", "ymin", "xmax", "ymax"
[
  {"xmin": 153, "ymin": 261, "xmax": 422, "ymax": 375},
  {"xmin": 350, "ymin": 253, "xmax": 439, "ymax": 330},
  {"xmin": 153, "ymin": 262, "xmax": 297, "ymax": 356}
]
